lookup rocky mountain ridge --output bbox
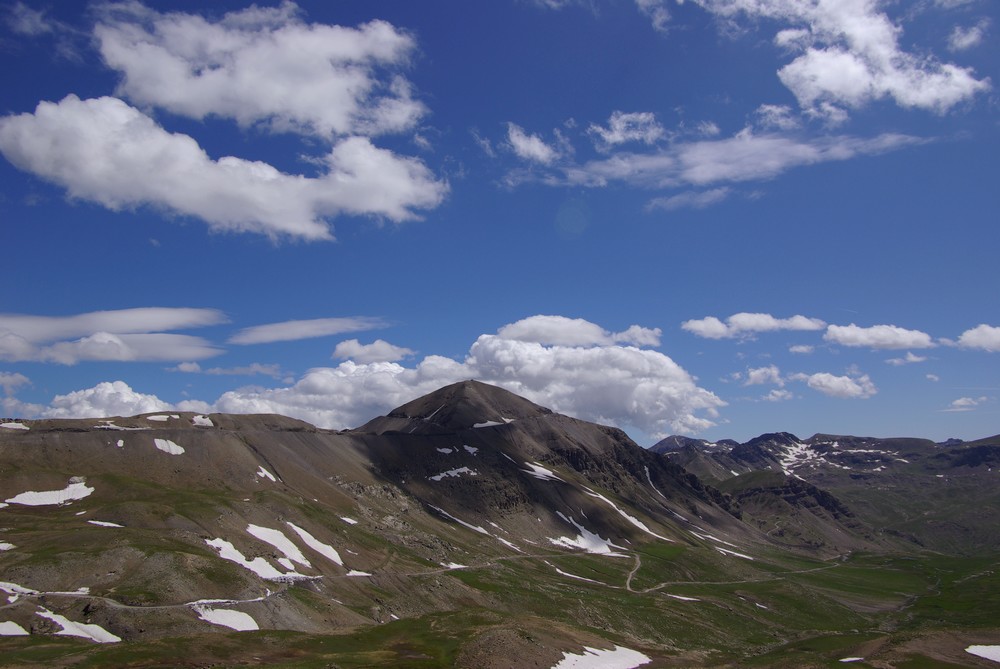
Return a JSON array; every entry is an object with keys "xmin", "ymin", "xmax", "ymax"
[{"xmin": 1, "ymin": 381, "xmax": 998, "ymax": 668}]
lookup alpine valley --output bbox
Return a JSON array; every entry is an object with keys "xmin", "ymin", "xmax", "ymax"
[{"xmin": 1, "ymin": 380, "xmax": 998, "ymax": 668}]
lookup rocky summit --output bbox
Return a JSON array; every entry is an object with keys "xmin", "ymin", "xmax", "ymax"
[{"xmin": 1, "ymin": 381, "xmax": 998, "ymax": 668}]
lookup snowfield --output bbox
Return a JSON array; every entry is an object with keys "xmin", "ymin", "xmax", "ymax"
[
  {"xmin": 967, "ymin": 646, "xmax": 1000, "ymax": 663},
  {"xmin": 551, "ymin": 645, "xmax": 651, "ymax": 669},
  {"xmin": 192, "ymin": 605, "xmax": 259, "ymax": 631},
  {"xmin": 36, "ymin": 608, "xmax": 121, "ymax": 643},
  {"xmin": 153, "ymin": 438, "xmax": 184, "ymax": 455},
  {"xmin": 550, "ymin": 512, "xmax": 627, "ymax": 557},
  {"xmin": 5, "ymin": 479, "xmax": 94, "ymax": 506}
]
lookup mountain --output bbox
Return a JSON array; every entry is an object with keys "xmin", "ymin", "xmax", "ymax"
[
  {"xmin": 1, "ymin": 383, "xmax": 998, "ymax": 668},
  {"xmin": 657, "ymin": 431, "xmax": 1000, "ymax": 555}
]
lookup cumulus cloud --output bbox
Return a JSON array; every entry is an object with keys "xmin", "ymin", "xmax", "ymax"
[
  {"xmin": 957, "ymin": 324, "xmax": 1000, "ymax": 352},
  {"xmin": 333, "ymin": 339, "xmax": 415, "ymax": 363},
  {"xmin": 693, "ymin": 0, "xmax": 991, "ymax": 120},
  {"xmin": 507, "ymin": 123, "xmax": 558, "ymax": 164},
  {"xmin": 0, "ymin": 96, "xmax": 447, "ymax": 241},
  {"xmin": 229, "ymin": 317, "xmax": 387, "ymax": 345},
  {"xmin": 497, "ymin": 315, "xmax": 661, "ymax": 347},
  {"xmin": 682, "ymin": 312, "xmax": 826, "ymax": 339},
  {"xmin": 948, "ymin": 19, "xmax": 990, "ymax": 52},
  {"xmin": 790, "ymin": 371, "xmax": 877, "ymax": 399},
  {"xmin": 647, "ymin": 187, "xmax": 731, "ymax": 211},
  {"xmin": 94, "ymin": 2, "xmax": 425, "ymax": 138},
  {"xmin": 824, "ymin": 323, "xmax": 935, "ymax": 349},
  {"xmin": 763, "ymin": 389, "xmax": 794, "ymax": 402},
  {"xmin": 47, "ymin": 317, "xmax": 722, "ymax": 438},
  {"xmin": 744, "ymin": 365, "xmax": 783, "ymax": 386},
  {"xmin": 0, "ymin": 308, "xmax": 225, "ymax": 364},
  {"xmin": 588, "ymin": 111, "xmax": 665, "ymax": 148},
  {"xmin": 942, "ymin": 395, "xmax": 989, "ymax": 412},
  {"xmin": 41, "ymin": 380, "xmax": 174, "ymax": 418},
  {"xmin": 886, "ymin": 352, "xmax": 927, "ymax": 366},
  {"xmin": 789, "ymin": 344, "xmax": 814, "ymax": 354}
]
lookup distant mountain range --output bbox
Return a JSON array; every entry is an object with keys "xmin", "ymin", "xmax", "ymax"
[{"xmin": 1, "ymin": 380, "xmax": 998, "ymax": 668}]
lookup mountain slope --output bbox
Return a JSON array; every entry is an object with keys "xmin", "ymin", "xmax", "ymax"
[{"xmin": 1, "ymin": 387, "xmax": 999, "ymax": 667}]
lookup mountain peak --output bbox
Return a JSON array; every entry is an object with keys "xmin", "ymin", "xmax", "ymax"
[{"xmin": 356, "ymin": 380, "xmax": 553, "ymax": 434}]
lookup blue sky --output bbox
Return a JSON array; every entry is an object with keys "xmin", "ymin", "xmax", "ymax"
[{"xmin": 1, "ymin": 0, "xmax": 998, "ymax": 445}]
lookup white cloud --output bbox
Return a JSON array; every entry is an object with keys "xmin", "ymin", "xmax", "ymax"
[
  {"xmin": 207, "ymin": 318, "xmax": 722, "ymax": 437},
  {"xmin": 561, "ymin": 130, "xmax": 923, "ymax": 189},
  {"xmin": 41, "ymin": 380, "xmax": 173, "ymax": 419},
  {"xmin": 496, "ymin": 315, "xmax": 661, "ymax": 347},
  {"xmin": 789, "ymin": 344, "xmax": 814, "ymax": 354},
  {"xmin": 824, "ymin": 323, "xmax": 935, "ymax": 349},
  {"xmin": 948, "ymin": 19, "xmax": 990, "ymax": 52},
  {"xmin": 790, "ymin": 371, "xmax": 877, "ymax": 399},
  {"xmin": 0, "ymin": 372, "xmax": 30, "ymax": 395},
  {"xmin": 752, "ymin": 104, "xmax": 801, "ymax": 130},
  {"xmin": 693, "ymin": 0, "xmax": 991, "ymax": 119},
  {"xmin": 588, "ymin": 111, "xmax": 665, "ymax": 148},
  {"xmin": 744, "ymin": 365, "xmax": 783, "ymax": 386},
  {"xmin": 507, "ymin": 123, "xmax": 558, "ymax": 164},
  {"xmin": 886, "ymin": 352, "xmax": 927, "ymax": 366},
  {"xmin": 926, "ymin": 373, "xmax": 940, "ymax": 382},
  {"xmin": 94, "ymin": 2, "xmax": 425, "ymax": 138},
  {"xmin": 333, "ymin": 339, "xmax": 415, "ymax": 363},
  {"xmin": 682, "ymin": 312, "xmax": 826, "ymax": 339},
  {"xmin": 957, "ymin": 324, "xmax": 1000, "ymax": 352},
  {"xmin": 647, "ymin": 187, "xmax": 731, "ymax": 211},
  {"xmin": 942, "ymin": 395, "xmax": 988, "ymax": 412},
  {"xmin": 0, "ymin": 96, "xmax": 447, "ymax": 241},
  {"xmin": 7, "ymin": 2, "xmax": 53, "ymax": 35},
  {"xmin": 0, "ymin": 308, "xmax": 225, "ymax": 364},
  {"xmin": 169, "ymin": 361, "xmax": 285, "ymax": 378},
  {"xmin": 763, "ymin": 389, "xmax": 794, "ymax": 402},
  {"xmin": 636, "ymin": 0, "xmax": 671, "ymax": 33},
  {"xmin": 229, "ymin": 317, "xmax": 387, "ymax": 345}
]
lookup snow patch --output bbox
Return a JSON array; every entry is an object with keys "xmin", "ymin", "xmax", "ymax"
[
  {"xmin": 87, "ymin": 520, "xmax": 123, "ymax": 528},
  {"xmin": 346, "ymin": 570, "xmax": 372, "ymax": 577},
  {"xmin": 0, "ymin": 422, "xmax": 28, "ymax": 430},
  {"xmin": 0, "ymin": 581, "xmax": 39, "ymax": 596},
  {"xmin": 95, "ymin": 421, "xmax": 148, "ymax": 431},
  {"xmin": 205, "ymin": 538, "xmax": 308, "ymax": 581},
  {"xmin": 553, "ymin": 566, "xmax": 603, "ymax": 584},
  {"xmin": 146, "ymin": 414, "xmax": 179, "ymax": 422},
  {"xmin": 643, "ymin": 466, "xmax": 666, "ymax": 499},
  {"xmin": 429, "ymin": 467, "xmax": 478, "ymax": 481},
  {"xmin": 967, "ymin": 646, "xmax": 1000, "ymax": 663},
  {"xmin": 550, "ymin": 512, "xmax": 627, "ymax": 557},
  {"xmin": 716, "ymin": 547, "xmax": 755, "ymax": 561},
  {"xmin": 192, "ymin": 605, "xmax": 258, "ymax": 631},
  {"xmin": 473, "ymin": 421, "xmax": 503, "ymax": 428},
  {"xmin": 286, "ymin": 522, "xmax": 343, "ymax": 566},
  {"xmin": 667, "ymin": 594, "xmax": 700, "ymax": 602},
  {"xmin": 246, "ymin": 524, "xmax": 311, "ymax": 567},
  {"xmin": 36, "ymin": 608, "xmax": 121, "ymax": 643},
  {"xmin": 839, "ymin": 658, "xmax": 864, "ymax": 663},
  {"xmin": 436, "ymin": 447, "xmax": 454, "ymax": 454},
  {"xmin": 583, "ymin": 488, "xmax": 672, "ymax": 542},
  {"xmin": 256, "ymin": 466, "xmax": 277, "ymax": 482},
  {"xmin": 463, "ymin": 444, "xmax": 479, "ymax": 455},
  {"xmin": 522, "ymin": 462, "xmax": 565, "ymax": 482},
  {"xmin": 5, "ymin": 479, "xmax": 94, "ymax": 506},
  {"xmin": 0, "ymin": 542, "xmax": 14, "ymax": 551},
  {"xmin": 0, "ymin": 621, "xmax": 29, "ymax": 636},
  {"xmin": 340, "ymin": 516, "xmax": 358, "ymax": 525},
  {"xmin": 442, "ymin": 562, "xmax": 467, "ymax": 570},
  {"xmin": 192, "ymin": 414, "xmax": 214, "ymax": 427},
  {"xmin": 153, "ymin": 438, "xmax": 184, "ymax": 455},
  {"xmin": 551, "ymin": 645, "xmax": 651, "ymax": 669},
  {"xmin": 116, "ymin": 439, "xmax": 124, "ymax": 448},
  {"xmin": 429, "ymin": 505, "xmax": 490, "ymax": 535}
]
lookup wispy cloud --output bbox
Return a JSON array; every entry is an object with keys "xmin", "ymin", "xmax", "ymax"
[{"xmin": 229, "ymin": 317, "xmax": 388, "ymax": 345}]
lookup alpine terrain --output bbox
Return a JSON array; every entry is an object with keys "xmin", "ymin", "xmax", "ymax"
[{"xmin": 1, "ymin": 380, "xmax": 998, "ymax": 667}]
